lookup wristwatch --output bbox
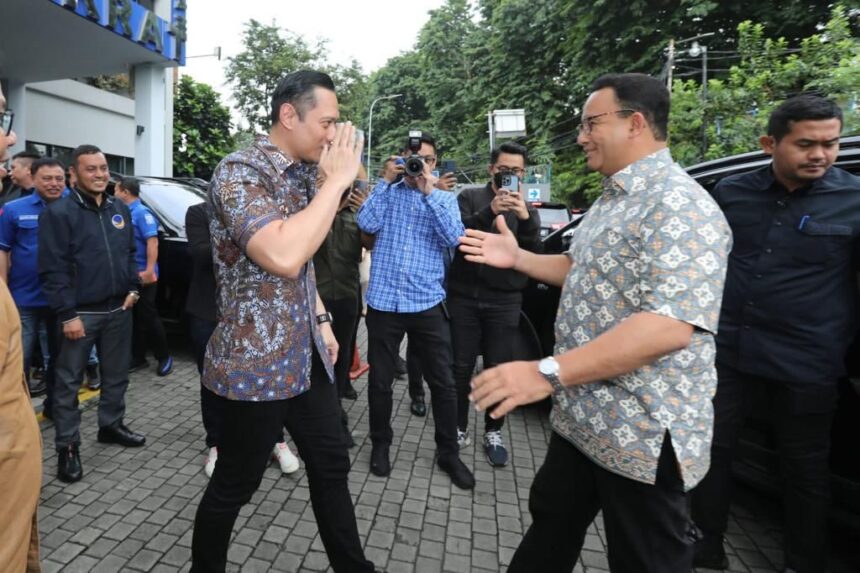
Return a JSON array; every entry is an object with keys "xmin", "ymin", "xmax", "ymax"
[
  {"xmin": 316, "ymin": 312, "xmax": 333, "ymax": 325},
  {"xmin": 538, "ymin": 356, "xmax": 565, "ymax": 393},
  {"xmin": 128, "ymin": 290, "xmax": 140, "ymax": 302}
]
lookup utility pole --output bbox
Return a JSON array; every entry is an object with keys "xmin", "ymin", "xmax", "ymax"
[{"xmin": 666, "ymin": 39, "xmax": 675, "ymax": 92}]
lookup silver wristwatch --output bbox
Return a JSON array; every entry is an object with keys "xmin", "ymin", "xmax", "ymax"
[{"xmin": 538, "ymin": 356, "xmax": 565, "ymax": 393}]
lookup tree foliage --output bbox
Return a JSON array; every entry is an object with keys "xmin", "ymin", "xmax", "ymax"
[
  {"xmin": 221, "ymin": 2, "xmax": 858, "ymax": 204},
  {"xmin": 224, "ymin": 20, "xmax": 371, "ymax": 133},
  {"xmin": 173, "ymin": 75, "xmax": 233, "ymax": 180},
  {"xmin": 224, "ymin": 20, "xmax": 326, "ymax": 131}
]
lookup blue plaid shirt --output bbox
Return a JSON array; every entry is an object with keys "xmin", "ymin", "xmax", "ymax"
[{"xmin": 358, "ymin": 180, "xmax": 463, "ymax": 312}]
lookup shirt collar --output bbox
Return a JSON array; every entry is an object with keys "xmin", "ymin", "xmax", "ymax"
[
  {"xmin": 254, "ymin": 135, "xmax": 318, "ymax": 183},
  {"xmin": 27, "ymin": 192, "xmax": 43, "ymax": 207},
  {"xmin": 604, "ymin": 148, "xmax": 674, "ymax": 195},
  {"xmin": 763, "ymin": 163, "xmax": 836, "ymax": 196}
]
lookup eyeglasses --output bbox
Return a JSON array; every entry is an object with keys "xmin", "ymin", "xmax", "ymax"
[
  {"xmin": 418, "ymin": 154, "xmax": 437, "ymax": 164},
  {"xmin": 578, "ymin": 109, "xmax": 635, "ymax": 135},
  {"xmin": 1, "ymin": 111, "xmax": 13, "ymax": 136},
  {"xmin": 495, "ymin": 166, "xmax": 525, "ymax": 177}
]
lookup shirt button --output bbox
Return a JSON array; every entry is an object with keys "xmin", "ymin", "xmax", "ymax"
[
  {"xmin": 775, "ymin": 220, "xmax": 782, "ymax": 226},
  {"xmin": 755, "ymin": 273, "xmax": 763, "ymax": 279},
  {"xmin": 764, "ymin": 248, "xmax": 773, "ymax": 254},
  {"xmin": 746, "ymin": 300, "xmax": 754, "ymax": 306},
  {"xmin": 777, "ymin": 200, "xmax": 786, "ymax": 207},
  {"xmin": 743, "ymin": 325, "xmax": 750, "ymax": 330}
]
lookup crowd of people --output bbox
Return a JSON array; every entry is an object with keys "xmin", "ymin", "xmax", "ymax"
[{"xmin": 0, "ymin": 67, "xmax": 857, "ymax": 573}]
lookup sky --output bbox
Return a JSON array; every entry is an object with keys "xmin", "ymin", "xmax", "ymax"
[{"xmin": 182, "ymin": 0, "xmax": 447, "ymax": 122}]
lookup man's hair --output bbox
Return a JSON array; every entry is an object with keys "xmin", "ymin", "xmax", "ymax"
[
  {"xmin": 30, "ymin": 157, "xmax": 65, "ymax": 176},
  {"xmin": 590, "ymin": 73, "xmax": 670, "ymax": 141},
  {"xmin": 768, "ymin": 94, "xmax": 843, "ymax": 141},
  {"xmin": 120, "ymin": 176, "xmax": 141, "ymax": 197},
  {"xmin": 379, "ymin": 157, "xmax": 396, "ymax": 177},
  {"xmin": 270, "ymin": 70, "xmax": 336, "ymax": 125},
  {"xmin": 71, "ymin": 144, "xmax": 104, "ymax": 168},
  {"xmin": 404, "ymin": 132, "xmax": 437, "ymax": 155},
  {"xmin": 491, "ymin": 142, "xmax": 528, "ymax": 165},
  {"xmin": 12, "ymin": 150, "xmax": 41, "ymax": 162}
]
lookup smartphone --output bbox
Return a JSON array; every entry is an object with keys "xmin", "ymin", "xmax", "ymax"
[
  {"xmin": 441, "ymin": 160, "xmax": 456, "ymax": 174},
  {"xmin": 500, "ymin": 174, "xmax": 519, "ymax": 191}
]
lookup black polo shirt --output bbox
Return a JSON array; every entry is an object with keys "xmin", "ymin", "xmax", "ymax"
[{"xmin": 713, "ymin": 164, "xmax": 860, "ymax": 389}]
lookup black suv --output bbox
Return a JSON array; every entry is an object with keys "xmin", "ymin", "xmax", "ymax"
[
  {"xmin": 513, "ymin": 136, "xmax": 860, "ymax": 524},
  {"xmin": 108, "ymin": 176, "xmax": 207, "ymax": 328}
]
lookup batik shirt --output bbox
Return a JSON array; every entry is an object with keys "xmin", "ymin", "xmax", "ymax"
[
  {"xmin": 551, "ymin": 148, "xmax": 731, "ymax": 489},
  {"xmin": 203, "ymin": 136, "xmax": 334, "ymax": 401}
]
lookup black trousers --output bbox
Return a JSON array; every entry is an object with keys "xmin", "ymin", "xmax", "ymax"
[
  {"xmin": 53, "ymin": 309, "xmax": 132, "ymax": 449},
  {"xmin": 365, "ymin": 304, "xmax": 458, "ymax": 459},
  {"xmin": 405, "ymin": 340, "xmax": 424, "ymax": 400},
  {"xmin": 691, "ymin": 364, "xmax": 834, "ymax": 573},
  {"xmin": 509, "ymin": 432, "xmax": 694, "ymax": 573},
  {"xmin": 132, "ymin": 282, "xmax": 169, "ymax": 363},
  {"xmin": 323, "ymin": 295, "xmax": 360, "ymax": 398},
  {"xmin": 187, "ymin": 314, "xmax": 221, "ymax": 448},
  {"xmin": 191, "ymin": 351, "xmax": 373, "ymax": 573},
  {"xmin": 448, "ymin": 292, "xmax": 521, "ymax": 433}
]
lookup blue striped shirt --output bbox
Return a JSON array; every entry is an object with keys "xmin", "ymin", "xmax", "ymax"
[{"xmin": 357, "ymin": 180, "xmax": 464, "ymax": 312}]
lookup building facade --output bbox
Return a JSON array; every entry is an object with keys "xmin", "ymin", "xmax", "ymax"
[{"xmin": 0, "ymin": 0, "xmax": 187, "ymax": 176}]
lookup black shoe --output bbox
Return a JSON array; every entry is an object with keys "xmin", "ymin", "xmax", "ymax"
[
  {"xmin": 32, "ymin": 367, "xmax": 45, "ymax": 380},
  {"xmin": 85, "ymin": 363, "xmax": 101, "ymax": 390},
  {"xmin": 410, "ymin": 398, "xmax": 427, "ymax": 417},
  {"xmin": 156, "ymin": 356, "xmax": 174, "ymax": 377},
  {"xmin": 693, "ymin": 536, "xmax": 729, "ymax": 570},
  {"xmin": 341, "ymin": 384, "xmax": 358, "ymax": 400},
  {"xmin": 28, "ymin": 379, "xmax": 47, "ymax": 397},
  {"xmin": 393, "ymin": 355, "xmax": 407, "ymax": 379},
  {"xmin": 57, "ymin": 444, "xmax": 83, "ymax": 483},
  {"xmin": 437, "ymin": 455, "xmax": 475, "ymax": 490},
  {"xmin": 370, "ymin": 444, "xmax": 391, "ymax": 477},
  {"xmin": 129, "ymin": 359, "xmax": 150, "ymax": 373},
  {"xmin": 97, "ymin": 423, "xmax": 146, "ymax": 447}
]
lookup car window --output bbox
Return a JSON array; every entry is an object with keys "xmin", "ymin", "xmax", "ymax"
[
  {"xmin": 139, "ymin": 181, "xmax": 206, "ymax": 234},
  {"xmin": 537, "ymin": 207, "xmax": 571, "ymax": 226}
]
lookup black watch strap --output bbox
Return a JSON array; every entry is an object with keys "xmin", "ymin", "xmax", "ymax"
[{"xmin": 316, "ymin": 312, "xmax": 333, "ymax": 325}]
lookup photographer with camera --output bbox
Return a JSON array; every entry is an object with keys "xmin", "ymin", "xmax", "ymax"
[
  {"xmin": 447, "ymin": 142, "xmax": 541, "ymax": 467},
  {"xmin": 357, "ymin": 131, "xmax": 475, "ymax": 490}
]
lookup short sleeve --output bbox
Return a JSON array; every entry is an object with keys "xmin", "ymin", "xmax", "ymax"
[
  {"xmin": 0, "ymin": 206, "xmax": 14, "ymax": 251},
  {"xmin": 210, "ymin": 160, "xmax": 282, "ymax": 251},
  {"xmin": 638, "ymin": 180, "xmax": 732, "ymax": 334},
  {"xmin": 139, "ymin": 208, "xmax": 159, "ymax": 239}
]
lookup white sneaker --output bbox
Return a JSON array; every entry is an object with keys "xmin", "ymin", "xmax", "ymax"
[
  {"xmin": 273, "ymin": 442, "xmax": 300, "ymax": 474},
  {"xmin": 204, "ymin": 447, "xmax": 217, "ymax": 478},
  {"xmin": 457, "ymin": 429, "xmax": 471, "ymax": 449}
]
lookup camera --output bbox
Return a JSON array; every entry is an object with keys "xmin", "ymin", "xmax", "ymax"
[{"xmin": 403, "ymin": 130, "xmax": 425, "ymax": 177}]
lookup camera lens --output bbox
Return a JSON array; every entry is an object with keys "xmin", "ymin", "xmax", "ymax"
[{"xmin": 404, "ymin": 156, "xmax": 424, "ymax": 177}]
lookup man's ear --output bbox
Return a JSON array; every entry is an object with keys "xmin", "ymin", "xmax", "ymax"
[
  {"xmin": 629, "ymin": 112, "xmax": 648, "ymax": 138},
  {"xmin": 279, "ymin": 102, "xmax": 297, "ymax": 130},
  {"xmin": 759, "ymin": 135, "xmax": 776, "ymax": 155}
]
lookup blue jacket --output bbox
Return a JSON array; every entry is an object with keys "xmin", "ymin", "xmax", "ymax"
[{"xmin": 38, "ymin": 189, "xmax": 139, "ymax": 322}]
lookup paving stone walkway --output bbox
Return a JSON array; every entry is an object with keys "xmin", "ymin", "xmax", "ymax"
[{"xmin": 32, "ymin": 329, "xmax": 856, "ymax": 572}]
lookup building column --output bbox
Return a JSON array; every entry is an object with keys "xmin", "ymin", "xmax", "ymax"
[
  {"xmin": 133, "ymin": 63, "xmax": 172, "ymax": 177},
  {"xmin": 6, "ymin": 79, "xmax": 27, "ymax": 157}
]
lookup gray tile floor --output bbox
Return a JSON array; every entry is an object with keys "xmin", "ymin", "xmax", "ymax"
[{"xmin": 32, "ymin": 328, "xmax": 857, "ymax": 572}]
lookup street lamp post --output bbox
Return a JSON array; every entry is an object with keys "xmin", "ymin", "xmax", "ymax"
[
  {"xmin": 665, "ymin": 32, "xmax": 715, "ymax": 95},
  {"xmin": 688, "ymin": 40, "xmax": 710, "ymax": 154},
  {"xmin": 367, "ymin": 94, "xmax": 402, "ymax": 180}
]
